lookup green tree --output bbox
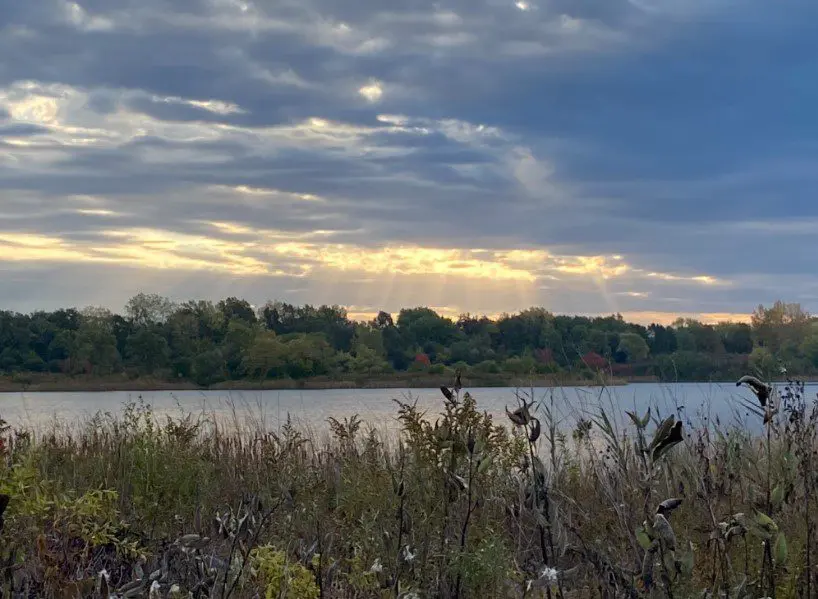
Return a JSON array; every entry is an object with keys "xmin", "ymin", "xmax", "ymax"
[
  {"xmin": 218, "ymin": 297, "xmax": 257, "ymax": 326},
  {"xmin": 125, "ymin": 293, "xmax": 175, "ymax": 327},
  {"xmin": 242, "ymin": 331, "xmax": 286, "ymax": 378},
  {"xmin": 124, "ymin": 327, "xmax": 170, "ymax": 374},
  {"xmin": 192, "ymin": 349, "xmax": 226, "ymax": 386},
  {"xmin": 397, "ymin": 307, "xmax": 459, "ymax": 348},
  {"xmin": 751, "ymin": 301, "xmax": 810, "ymax": 352},
  {"xmin": 748, "ymin": 346, "xmax": 777, "ymax": 378},
  {"xmin": 616, "ymin": 333, "xmax": 650, "ymax": 363},
  {"xmin": 716, "ymin": 322, "xmax": 753, "ymax": 354},
  {"xmin": 647, "ymin": 324, "xmax": 677, "ymax": 354},
  {"xmin": 70, "ymin": 308, "xmax": 121, "ymax": 375},
  {"xmin": 800, "ymin": 333, "xmax": 818, "ymax": 368}
]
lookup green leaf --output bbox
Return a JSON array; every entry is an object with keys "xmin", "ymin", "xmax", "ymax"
[
  {"xmin": 771, "ymin": 485, "xmax": 785, "ymax": 509},
  {"xmin": 774, "ymin": 532, "xmax": 788, "ymax": 564},
  {"xmin": 477, "ymin": 455, "xmax": 493, "ymax": 475},
  {"xmin": 738, "ymin": 511, "xmax": 779, "ymax": 540},
  {"xmin": 626, "ymin": 411, "xmax": 641, "ymax": 428},
  {"xmin": 755, "ymin": 511, "xmax": 779, "ymax": 534},
  {"xmin": 636, "ymin": 527, "xmax": 653, "ymax": 550},
  {"xmin": 734, "ymin": 512, "xmax": 778, "ymax": 540},
  {"xmin": 640, "ymin": 408, "xmax": 651, "ymax": 428}
]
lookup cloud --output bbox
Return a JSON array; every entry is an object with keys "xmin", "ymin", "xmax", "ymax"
[{"xmin": 0, "ymin": 0, "xmax": 815, "ymax": 322}]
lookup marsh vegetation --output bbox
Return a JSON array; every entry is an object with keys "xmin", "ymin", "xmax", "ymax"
[{"xmin": 0, "ymin": 373, "xmax": 815, "ymax": 597}]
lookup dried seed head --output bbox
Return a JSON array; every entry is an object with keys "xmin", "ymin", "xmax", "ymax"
[
  {"xmin": 529, "ymin": 418, "xmax": 542, "ymax": 444},
  {"xmin": 656, "ymin": 498, "xmax": 683, "ymax": 517},
  {"xmin": 653, "ymin": 514, "xmax": 677, "ymax": 551}
]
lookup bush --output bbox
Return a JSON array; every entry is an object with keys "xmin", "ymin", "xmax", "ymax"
[{"xmin": 473, "ymin": 359, "xmax": 500, "ymax": 374}]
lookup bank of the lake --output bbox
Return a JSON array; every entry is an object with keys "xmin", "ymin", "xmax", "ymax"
[{"xmin": 0, "ymin": 371, "xmax": 635, "ymax": 392}]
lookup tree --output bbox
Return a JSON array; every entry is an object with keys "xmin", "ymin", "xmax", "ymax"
[
  {"xmin": 124, "ymin": 328, "xmax": 170, "ymax": 374},
  {"xmin": 581, "ymin": 352, "xmax": 608, "ymax": 370},
  {"xmin": 496, "ymin": 309, "xmax": 557, "ymax": 355},
  {"xmin": 617, "ymin": 333, "xmax": 650, "ymax": 363},
  {"xmin": 192, "ymin": 349, "xmax": 225, "ymax": 386},
  {"xmin": 218, "ymin": 297, "xmax": 257, "ymax": 326},
  {"xmin": 748, "ymin": 346, "xmax": 777, "ymax": 378},
  {"xmin": 800, "ymin": 333, "xmax": 818, "ymax": 368},
  {"xmin": 349, "ymin": 344, "xmax": 390, "ymax": 375},
  {"xmin": 351, "ymin": 325, "xmax": 386, "ymax": 358},
  {"xmin": 125, "ymin": 293, "xmax": 175, "ymax": 327},
  {"xmin": 70, "ymin": 310, "xmax": 121, "ymax": 375},
  {"xmin": 397, "ymin": 308, "xmax": 458, "ymax": 348},
  {"xmin": 717, "ymin": 322, "xmax": 753, "ymax": 354},
  {"xmin": 752, "ymin": 301, "xmax": 810, "ymax": 352},
  {"xmin": 647, "ymin": 324, "xmax": 677, "ymax": 355},
  {"xmin": 242, "ymin": 331, "xmax": 286, "ymax": 378},
  {"xmin": 372, "ymin": 311, "xmax": 394, "ymax": 330},
  {"xmin": 222, "ymin": 319, "xmax": 257, "ymax": 377},
  {"xmin": 673, "ymin": 319, "xmax": 723, "ymax": 353}
]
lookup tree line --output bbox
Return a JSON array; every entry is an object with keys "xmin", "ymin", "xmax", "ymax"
[{"xmin": 0, "ymin": 295, "xmax": 813, "ymax": 385}]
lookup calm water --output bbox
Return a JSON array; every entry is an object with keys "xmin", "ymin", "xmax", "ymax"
[{"xmin": 0, "ymin": 382, "xmax": 813, "ymax": 435}]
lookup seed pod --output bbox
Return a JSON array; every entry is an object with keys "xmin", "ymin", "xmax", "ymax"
[
  {"xmin": 653, "ymin": 514, "xmax": 677, "ymax": 551},
  {"xmin": 529, "ymin": 418, "xmax": 541, "ymax": 444},
  {"xmin": 506, "ymin": 400, "xmax": 534, "ymax": 426},
  {"xmin": 656, "ymin": 498, "xmax": 683, "ymax": 517}
]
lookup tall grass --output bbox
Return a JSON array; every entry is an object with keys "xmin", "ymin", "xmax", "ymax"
[{"xmin": 0, "ymin": 376, "xmax": 815, "ymax": 597}]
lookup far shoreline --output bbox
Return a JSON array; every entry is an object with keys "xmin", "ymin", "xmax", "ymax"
[
  {"xmin": 0, "ymin": 373, "xmax": 641, "ymax": 393},
  {"xmin": 0, "ymin": 373, "xmax": 814, "ymax": 394}
]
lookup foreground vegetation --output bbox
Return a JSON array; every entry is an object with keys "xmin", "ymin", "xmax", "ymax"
[
  {"xmin": 0, "ymin": 295, "xmax": 816, "ymax": 388},
  {"xmin": 1, "ymin": 373, "xmax": 817, "ymax": 597}
]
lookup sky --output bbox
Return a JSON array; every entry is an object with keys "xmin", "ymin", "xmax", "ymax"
[{"xmin": 1, "ymin": 0, "xmax": 816, "ymax": 325}]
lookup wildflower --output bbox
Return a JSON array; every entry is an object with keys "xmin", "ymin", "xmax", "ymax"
[
  {"xmin": 370, "ymin": 558, "xmax": 383, "ymax": 573},
  {"xmin": 402, "ymin": 546, "xmax": 416, "ymax": 563},
  {"xmin": 148, "ymin": 580, "xmax": 162, "ymax": 599}
]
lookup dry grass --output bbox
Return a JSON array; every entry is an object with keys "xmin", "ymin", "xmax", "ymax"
[{"xmin": 0, "ymin": 376, "xmax": 814, "ymax": 598}]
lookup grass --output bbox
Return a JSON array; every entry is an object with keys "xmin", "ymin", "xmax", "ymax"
[{"xmin": 0, "ymin": 376, "xmax": 815, "ymax": 597}]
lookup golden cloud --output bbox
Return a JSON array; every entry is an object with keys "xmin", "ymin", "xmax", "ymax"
[{"xmin": 0, "ymin": 224, "xmax": 728, "ymax": 292}]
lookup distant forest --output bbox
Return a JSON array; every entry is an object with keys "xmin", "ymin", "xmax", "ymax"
[{"xmin": 0, "ymin": 295, "xmax": 813, "ymax": 385}]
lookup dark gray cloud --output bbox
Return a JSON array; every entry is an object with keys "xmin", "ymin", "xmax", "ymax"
[{"xmin": 0, "ymin": 0, "xmax": 815, "ymax": 318}]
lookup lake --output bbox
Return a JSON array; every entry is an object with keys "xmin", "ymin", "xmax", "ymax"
[{"xmin": 0, "ymin": 381, "xmax": 812, "ymax": 435}]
